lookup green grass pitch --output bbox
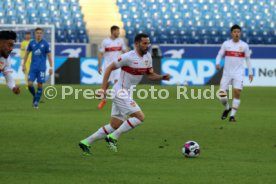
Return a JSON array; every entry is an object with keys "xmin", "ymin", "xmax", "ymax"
[{"xmin": 1, "ymin": 85, "xmax": 276, "ymax": 184}]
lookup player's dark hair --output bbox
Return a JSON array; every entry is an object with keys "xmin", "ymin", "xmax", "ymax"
[
  {"xmin": 25, "ymin": 31, "xmax": 31, "ymax": 35},
  {"xmin": 231, "ymin": 24, "xmax": 241, "ymax": 32},
  {"xmin": 0, "ymin": 30, "xmax": 17, "ymax": 41},
  {"xmin": 134, "ymin": 33, "xmax": 149, "ymax": 43},
  {"xmin": 35, "ymin": 27, "xmax": 43, "ymax": 32},
  {"xmin": 110, "ymin": 25, "xmax": 119, "ymax": 33}
]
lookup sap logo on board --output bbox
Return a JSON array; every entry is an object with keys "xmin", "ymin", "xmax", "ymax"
[{"xmin": 162, "ymin": 59, "xmax": 216, "ymax": 85}]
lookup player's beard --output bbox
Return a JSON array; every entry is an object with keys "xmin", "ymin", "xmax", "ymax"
[
  {"xmin": 140, "ymin": 47, "xmax": 148, "ymax": 55},
  {"xmin": 0, "ymin": 50, "xmax": 9, "ymax": 59}
]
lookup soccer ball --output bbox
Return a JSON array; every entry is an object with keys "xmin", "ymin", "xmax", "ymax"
[{"xmin": 182, "ymin": 140, "xmax": 200, "ymax": 158}]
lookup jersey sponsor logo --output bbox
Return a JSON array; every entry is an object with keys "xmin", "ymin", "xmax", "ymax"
[
  {"xmin": 34, "ymin": 49, "xmax": 42, "ymax": 55},
  {"xmin": 122, "ymin": 66, "xmax": 151, "ymax": 75},
  {"xmin": 118, "ymin": 57, "xmax": 122, "ymax": 62},
  {"xmin": 105, "ymin": 46, "xmax": 122, "ymax": 52},
  {"xmin": 225, "ymin": 51, "xmax": 245, "ymax": 58}
]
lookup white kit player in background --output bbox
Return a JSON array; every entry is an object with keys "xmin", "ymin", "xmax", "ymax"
[
  {"xmin": 97, "ymin": 25, "xmax": 127, "ymax": 110},
  {"xmin": 216, "ymin": 24, "xmax": 253, "ymax": 122},
  {"xmin": 79, "ymin": 33, "xmax": 170, "ymax": 155},
  {"xmin": 0, "ymin": 31, "xmax": 20, "ymax": 95}
]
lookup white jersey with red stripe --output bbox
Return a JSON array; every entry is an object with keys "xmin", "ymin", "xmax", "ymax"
[
  {"xmin": 99, "ymin": 37, "xmax": 127, "ymax": 68},
  {"xmin": 216, "ymin": 39, "xmax": 251, "ymax": 77},
  {"xmin": 0, "ymin": 56, "xmax": 15, "ymax": 89},
  {"xmin": 0, "ymin": 56, "xmax": 13, "ymax": 74},
  {"xmin": 113, "ymin": 50, "xmax": 152, "ymax": 91}
]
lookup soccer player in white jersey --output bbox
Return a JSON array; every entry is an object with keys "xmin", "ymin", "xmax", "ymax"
[
  {"xmin": 97, "ymin": 25, "xmax": 127, "ymax": 109},
  {"xmin": 0, "ymin": 31, "xmax": 20, "ymax": 95},
  {"xmin": 216, "ymin": 25, "xmax": 253, "ymax": 122},
  {"xmin": 79, "ymin": 33, "xmax": 170, "ymax": 154}
]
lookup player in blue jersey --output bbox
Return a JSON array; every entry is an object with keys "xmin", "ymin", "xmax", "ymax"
[{"xmin": 23, "ymin": 27, "xmax": 53, "ymax": 108}]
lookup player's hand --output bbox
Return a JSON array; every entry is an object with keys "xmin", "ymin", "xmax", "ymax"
[
  {"xmin": 98, "ymin": 66, "xmax": 102, "ymax": 75},
  {"xmin": 249, "ymin": 75, "xmax": 253, "ymax": 83},
  {"xmin": 162, "ymin": 74, "xmax": 170, "ymax": 80},
  {"xmin": 49, "ymin": 68, "xmax": 53, "ymax": 75},
  {"xmin": 12, "ymin": 86, "xmax": 20, "ymax": 95},
  {"xmin": 96, "ymin": 88, "xmax": 105, "ymax": 100},
  {"xmin": 216, "ymin": 64, "xmax": 220, "ymax": 71},
  {"xmin": 22, "ymin": 65, "xmax": 26, "ymax": 73}
]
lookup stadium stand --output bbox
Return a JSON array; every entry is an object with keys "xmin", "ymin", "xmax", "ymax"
[
  {"xmin": 0, "ymin": 0, "xmax": 89, "ymax": 43},
  {"xmin": 116, "ymin": 0, "xmax": 276, "ymax": 46}
]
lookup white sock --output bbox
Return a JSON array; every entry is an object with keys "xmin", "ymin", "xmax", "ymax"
[
  {"xmin": 220, "ymin": 96, "xmax": 230, "ymax": 110},
  {"xmin": 86, "ymin": 124, "xmax": 114, "ymax": 144},
  {"xmin": 230, "ymin": 98, "xmax": 240, "ymax": 117},
  {"xmin": 111, "ymin": 117, "xmax": 142, "ymax": 140}
]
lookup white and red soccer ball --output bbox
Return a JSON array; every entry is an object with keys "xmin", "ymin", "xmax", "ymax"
[{"xmin": 182, "ymin": 140, "xmax": 200, "ymax": 158}]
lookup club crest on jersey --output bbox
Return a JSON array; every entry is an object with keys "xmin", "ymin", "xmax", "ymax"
[
  {"xmin": 130, "ymin": 101, "xmax": 136, "ymax": 107},
  {"xmin": 118, "ymin": 57, "xmax": 122, "ymax": 62},
  {"xmin": 239, "ymin": 47, "xmax": 243, "ymax": 51},
  {"xmin": 144, "ymin": 60, "xmax": 149, "ymax": 66}
]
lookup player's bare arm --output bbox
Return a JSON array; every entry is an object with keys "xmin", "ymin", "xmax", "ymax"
[
  {"xmin": 98, "ymin": 52, "xmax": 104, "ymax": 74},
  {"xmin": 4, "ymin": 72, "xmax": 20, "ymax": 95},
  {"xmin": 246, "ymin": 54, "xmax": 253, "ymax": 82},
  {"xmin": 147, "ymin": 68, "xmax": 170, "ymax": 81},
  {"xmin": 101, "ymin": 62, "xmax": 117, "ymax": 91},
  {"xmin": 47, "ymin": 52, "xmax": 53, "ymax": 75},
  {"xmin": 216, "ymin": 64, "xmax": 220, "ymax": 71},
  {"xmin": 22, "ymin": 50, "xmax": 30, "ymax": 73}
]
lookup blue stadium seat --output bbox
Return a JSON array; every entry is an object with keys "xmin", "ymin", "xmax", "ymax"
[
  {"xmin": 0, "ymin": 0, "xmax": 88, "ymax": 43},
  {"xmin": 117, "ymin": 0, "xmax": 276, "ymax": 45}
]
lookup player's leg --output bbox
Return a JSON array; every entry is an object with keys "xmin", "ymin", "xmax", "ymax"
[
  {"xmin": 25, "ymin": 59, "xmax": 31, "ymax": 89},
  {"xmin": 33, "ymin": 83, "xmax": 43, "ymax": 108},
  {"xmin": 109, "ymin": 111, "xmax": 144, "ymax": 140},
  {"xmin": 33, "ymin": 71, "xmax": 46, "ymax": 108},
  {"xmin": 79, "ymin": 103, "xmax": 124, "ymax": 154},
  {"xmin": 79, "ymin": 118, "xmax": 123, "ymax": 155},
  {"xmin": 219, "ymin": 76, "xmax": 232, "ymax": 120},
  {"xmin": 106, "ymin": 93, "xmax": 144, "ymax": 151},
  {"xmin": 106, "ymin": 110, "xmax": 144, "ymax": 152},
  {"xmin": 82, "ymin": 118, "xmax": 122, "ymax": 145},
  {"xmin": 27, "ymin": 70, "xmax": 36, "ymax": 104},
  {"xmin": 229, "ymin": 79, "xmax": 243, "ymax": 122}
]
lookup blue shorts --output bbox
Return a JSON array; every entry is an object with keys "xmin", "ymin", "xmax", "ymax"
[{"xmin": 28, "ymin": 70, "xmax": 46, "ymax": 83}]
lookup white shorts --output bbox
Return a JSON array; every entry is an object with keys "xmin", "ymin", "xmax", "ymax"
[
  {"xmin": 111, "ymin": 89, "xmax": 141, "ymax": 121},
  {"xmin": 220, "ymin": 76, "xmax": 244, "ymax": 90},
  {"xmin": 103, "ymin": 63, "xmax": 121, "ymax": 83}
]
